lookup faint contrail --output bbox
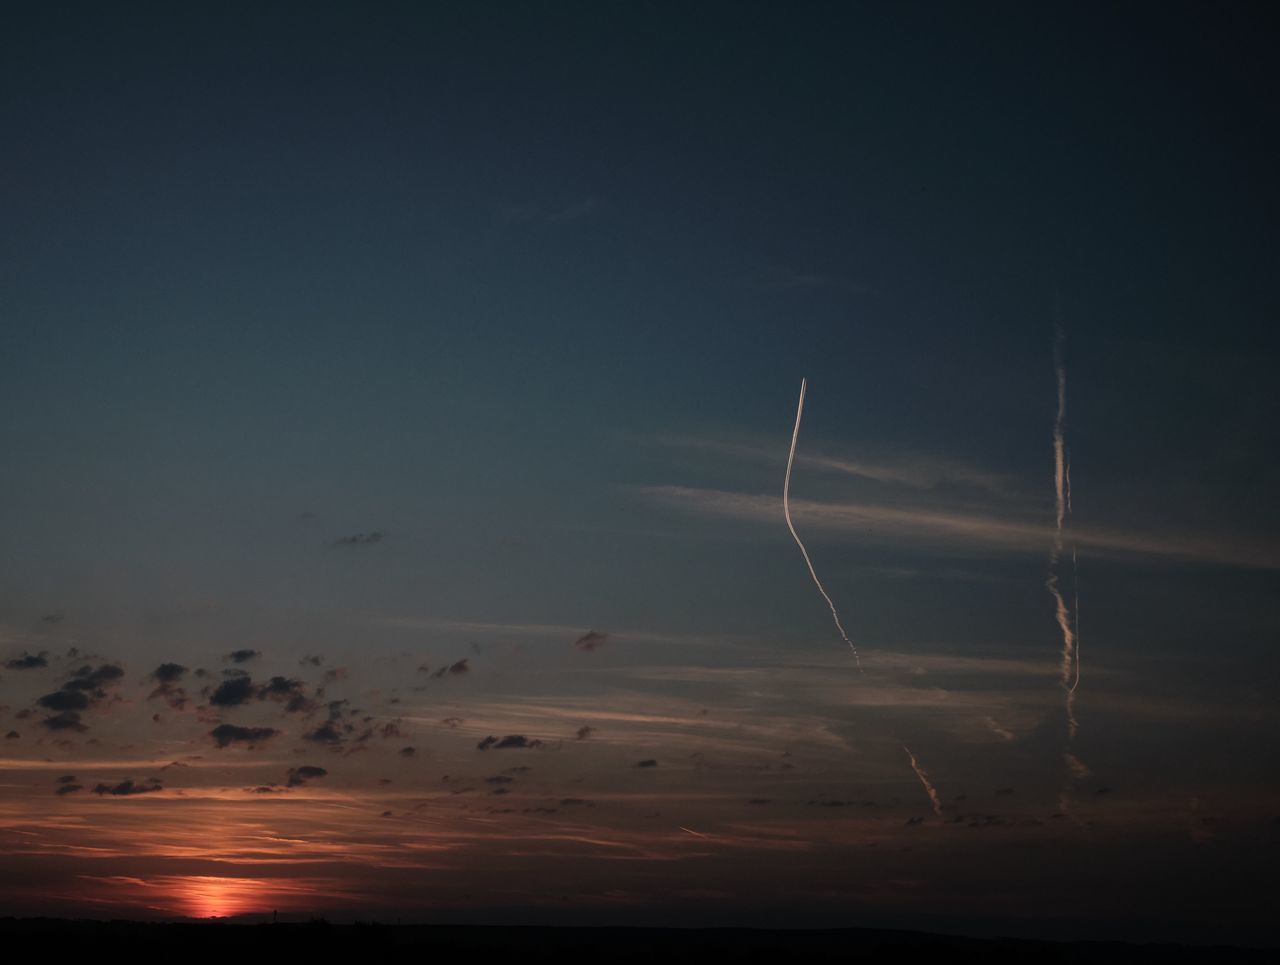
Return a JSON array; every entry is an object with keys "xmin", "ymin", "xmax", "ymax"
[
  {"xmin": 903, "ymin": 745, "xmax": 943, "ymax": 817},
  {"xmin": 1069, "ymin": 545, "xmax": 1080, "ymax": 695},
  {"xmin": 783, "ymin": 378, "xmax": 861, "ymax": 670},
  {"xmin": 679, "ymin": 826, "xmax": 710, "ymax": 839},
  {"xmin": 1047, "ymin": 326, "xmax": 1079, "ymax": 736}
]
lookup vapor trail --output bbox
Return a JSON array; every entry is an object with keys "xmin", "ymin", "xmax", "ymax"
[
  {"xmin": 1070, "ymin": 545, "xmax": 1080, "ymax": 695},
  {"xmin": 783, "ymin": 378, "xmax": 861, "ymax": 670},
  {"xmin": 903, "ymin": 745, "xmax": 943, "ymax": 817},
  {"xmin": 679, "ymin": 826, "xmax": 710, "ymax": 839},
  {"xmin": 1047, "ymin": 327, "xmax": 1078, "ymax": 727},
  {"xmin": 1049, "ymin": 321, "xmax": 1084, "ymax": 782}
]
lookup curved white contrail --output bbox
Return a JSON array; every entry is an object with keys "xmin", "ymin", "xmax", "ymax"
[
  {"xmin": 783, "ymin": 378, "xmax": 861, "ymax": 670},
  {"xmin": 904, "ymin": 745, "xmax": 943, "ymax": 817}
]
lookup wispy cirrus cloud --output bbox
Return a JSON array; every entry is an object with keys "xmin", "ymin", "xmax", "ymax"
[
  {"xmin": 636, "ymin": 484, "xmax": 1278, "ymax": 569},
  {"xmin": 643, "ymin": 433, "xmax": 1017, "ymax": 495}
]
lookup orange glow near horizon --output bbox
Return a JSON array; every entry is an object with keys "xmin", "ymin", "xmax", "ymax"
[{"xmin": 78, "ymin": 874, "xmax": 357, "ymax": 919}]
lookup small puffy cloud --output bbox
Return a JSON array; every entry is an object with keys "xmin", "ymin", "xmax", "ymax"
[
  {"xmin": 303, "ymin": 721, "xmax": 343, "ymax": 744},
  {"xmin": 332, "ymin": 531, "xmax": 385, "ymax": 547},
  {"xmin": 477, "ymin": 735, "xmax": 542, "ymax": 750},
  {"xmin": 286, "ymin": 765, "xmax": 328, "ymax": 787},
  {"xmin": 575, "ymin": 726, "xmax": 593, "ymax": 740},
  {"xmin": 37, "ymin": 690, "xmax": 90, "ymax": 712},
  {"xmin": 209, "ymin": 675, "xmax": 256, "ymax": 707},
  {"xmin": 634, "ymin": 759, "xmax": 658, "ymax": 768},
  {"xmin": 399, "ymin": 746, "xmax": 416, "ymax": 758},
  {"xmin": 92, "ymin": 779, "xmax": 163, "ymax": 796},
  {"xmin": 225, "ymin": 649, "xmax": 260, "ymax": 664},
  {"xmin": 63, "ymin": 664, "xmax": 124, "ymax": 693},
  {"xmin": 5, "ymin": 651, "xmax": 48, "ymax": 670},
  {"xmin": 431, "ymin": 659, "xmax": 470, "ymax": 679},
  {"xmin": 574, "ymin": 630, "xmax": 608, "ymax": 652},
  {"xmin": 42, "ymin": 712, "xmax": 87, "ymax": 732},
  {"xmin": 55, "ymin": 783, "xmax": 84, "ymax": 796},
  {"xmin": 148, "ymin": 664, "xmax": 190, "ymax": 710},
  {"xmin": 210, "ymin": 724, "xmax": 278, "ymax": 748},
  {"xmin": 151, "ymin": 663, "xmax": 187, "ymax": 683},
  {"xmin": 4, "ymin": 730, "xmax": 19, "ymax": 739}
]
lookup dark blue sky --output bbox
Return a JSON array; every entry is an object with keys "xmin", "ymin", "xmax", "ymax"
[{"xmin": 1, "ymin": 1, "xmax": 1277, "ymax": 941}]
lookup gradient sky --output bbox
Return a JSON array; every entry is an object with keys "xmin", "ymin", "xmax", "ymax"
[{"xmin": 2, "ymin": 1, "xmax": 1278, "ymax": 945}]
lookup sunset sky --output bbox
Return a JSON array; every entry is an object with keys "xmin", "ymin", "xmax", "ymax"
[{"xmin": 2, "ymin": 1, "xmax": 1278, "ymax": 944}]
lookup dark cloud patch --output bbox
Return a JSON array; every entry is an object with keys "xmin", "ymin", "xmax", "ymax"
[
  {"xmin": 399, "ymin": 746, "xmax": 416, "ymax": 758},
  {"xmin": 147, "ymin": 664, "xmax": 190, "ymax": 710},
  {"xmin": 430, "ymin": 659, "xmax": 469, "ymax": 679},
  {"xmin": 209, "ymin": 675, "xmax": 256, "ymax": 707},
  {"xmin": 523, "ymin": 807, "xmax": 557, "ymax": 814},
  {"xmin": 332, "ymin": 531, "xmax": 385, "ymax": 547},
  {"xmin": 32, "ymin": 665, "xmax": 125, "ymax": 728},
  {"xmin": 57, "ymin": 775, "xmax": 78, "ymax": 784},
  {"xmin": 286, "ymin": 765, "xmax": 328, "ymax": 787},
  {"xmin": 477, "ymin": 735, "xmax": 541, "ymax": 750},
  {"xmin": 304, "ymin": 721, "xmax": 343, "ymax": 744},
  {"xmin": 5, "ymin": 651, "xmax": 48, "ymax": 670},
  {"xmin": 299, "ymin": 655, "xmax": 323, "ymax": 667},
  {"xmin": 249, "ymin": 785, "xmax": 284, "ymax": 794},
  {"xmin": 634, "ymin": 759, "xmax": 658, "ymax": 768},
  {"xmin": 575, "ymin": 726, "xmax": 593, "ymax": 740},
  {"xmin": 37, "ymin": 690, "xmax": 90, "ymax": 712},
  {"xmin": 151, "ymin": 663, "xmax": 187, "ymax": 683},
  {"xmin": 490, "ymin": 787, "xmax": 510, "ymax": 795},
  {"xmin": 258, "ymin": 676, "xmax": 304, "ymax": 699},
  {"xmin": 485, "ymin": 775, "xmax": 513, "ymax": 784},
  {"xmin": 322, "ymin": 667, "xmax": 348, "ymax": 683},
  {"xmin": 55, "ymin": 783, "xmax": 84, "ymax": 796},
  {"xmin": 225, "ymin": 649, "xmax": 260, "ymax": 664},
  {"xmin": 574, "ymin": 630, "xmax": 608, "ymax": 652},
  {"xmin": 441, "ymin": 717, "xmax": 463, "ymax": 729},
  {"xmin": 63, "ymin": 664, "xmax": 124, "ymax": 693},
  {"xmin": 93, "ymin": 779, "xmax": 162, "ymax": 796},
  {"xmin": 257, "ymin": 676, "xmax": 316, "ymax": 714},
  {"xmin": 4, "ymin": 730, "xmax": 18, "ymax": 739},
  {"xmin": 210, "ymin": 724, "xmax": 278, "ymax": 748},
  {"xmin": 42, "ymin": 712, "xmax": 87, "ymax": 732}
]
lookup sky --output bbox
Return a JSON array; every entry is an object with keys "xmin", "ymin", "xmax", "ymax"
[{"xmin": 1, "ymin": 0, "xmax": 1278, "ymax": 944}]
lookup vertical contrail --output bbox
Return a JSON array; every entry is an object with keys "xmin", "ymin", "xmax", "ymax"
[
  {"xmin": 1047, "ymin": 326, "xmax": 1079, "ymax": 735},
  {"xmin": 903, "ymin": 745, "xmax": 943, "ymax": 817},
  {"xmin": 1049, "ymin": 320, "xmax": 1085, "ymax": 815},
  {"xmin": 1070, "ymin": 545, "xmax": 1080, "ymax": 695},
  {"xmin": 783, "ymin": 378, "xmax": 861, "ymax": 670}
]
